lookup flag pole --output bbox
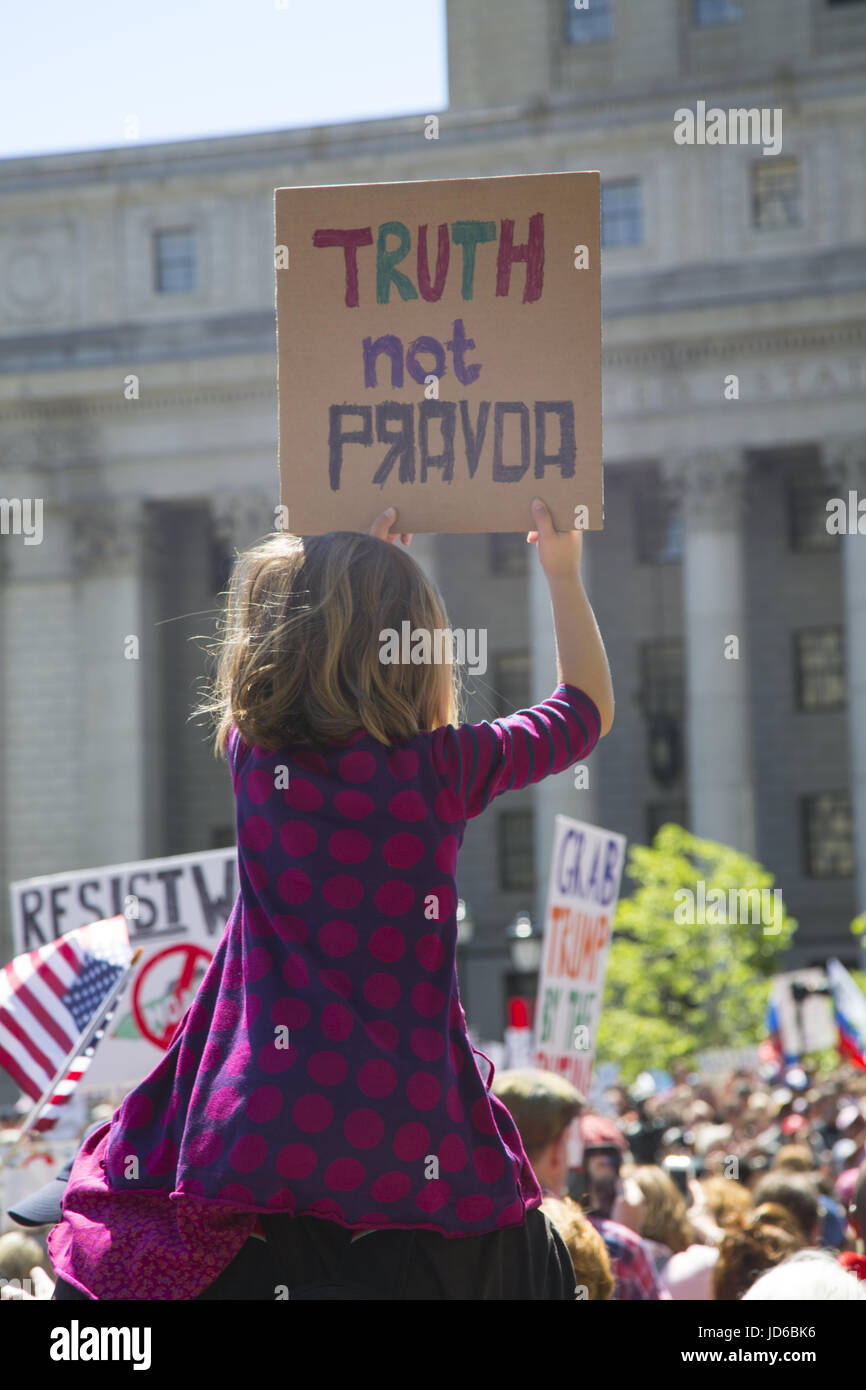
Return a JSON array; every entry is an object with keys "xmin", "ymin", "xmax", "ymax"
[{"xmin": 0, "ymin": 947, "xmax": 142, "ymax": 1173}]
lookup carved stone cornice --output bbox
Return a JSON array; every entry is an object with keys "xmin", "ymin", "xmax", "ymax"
[
  {"xmin": 661, "ymin": 448, "xmax": 749, "ymax": 530},
  {"xmin": 210, "ymin": 491, "xmax": 280, "ymax": 552},
  {"xmin": 68, "ymin": 498, "xmax": 156, "ymax": 577}
]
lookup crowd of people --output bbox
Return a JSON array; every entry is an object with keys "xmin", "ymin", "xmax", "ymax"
[
  {"xmin": 492, "ymin": 1060, "xmax": 866, "ymax": 1299},
  {"xmin": 2, "ymin": 1058, "xmax": 865, "ymax": 1300}
]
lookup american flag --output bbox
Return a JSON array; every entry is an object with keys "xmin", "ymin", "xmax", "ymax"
[{"xmin": 0, "ymin": 916, "xmax": 131, "ymax": 1130}]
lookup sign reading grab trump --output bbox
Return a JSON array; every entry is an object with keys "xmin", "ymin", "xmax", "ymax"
[
  {"xmin": 534, "ymin": 815, "xmax": 626, "ymax": 1095},
  {"xmin": 275, "ymin": 171, "xmax": 602, "ymax": 534}
]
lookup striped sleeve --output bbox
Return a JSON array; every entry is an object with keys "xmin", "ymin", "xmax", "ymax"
[
  {"xmin": 226, "ymin": 725, "xmax": 250, "ymax": 791},
  {"xmin": 431, "ymin": 683, "xmax": 602, "ymax": 821}
]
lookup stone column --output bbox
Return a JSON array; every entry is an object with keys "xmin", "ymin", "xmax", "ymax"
[
  {"xmin": 529, "ymin": 531, "xmax": 601, "ymax": 928},
  {"xmin": 662, "ymin": 449, "xmax": 757, "ymax": 855},
  {"xmin": 69, "ymin": 496, "xmax": 167, "ymax": 864},
  {"xmin": 825, "ymin": 439, "xmax": 866, "ymax": 925}
]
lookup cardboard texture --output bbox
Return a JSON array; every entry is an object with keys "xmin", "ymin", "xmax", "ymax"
[{"xmin": 275, "ymin": 171, "xmax": 602, "ymax": 535}]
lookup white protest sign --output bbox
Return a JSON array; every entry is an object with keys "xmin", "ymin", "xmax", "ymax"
[
  {"xmin": 771, "ymin": 968, "xmax": 836, "ymax": 1058},
  {"xmin": 534, "ymin": 816, "xmax": 626, "ymax": 1166},
  {"xmin": 9, "ymin": 848, "xmax": 238, "ymax": 1089}
]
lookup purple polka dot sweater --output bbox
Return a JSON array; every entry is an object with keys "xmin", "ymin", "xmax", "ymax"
[{"xmin": 48, "ymin": 683, "xmax": 601, "ymax": 1299}]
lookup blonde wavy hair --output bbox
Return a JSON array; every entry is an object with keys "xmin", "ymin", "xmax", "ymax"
[
  {"xmin": 540, "ymin": 1197, "xmax": 614, "ymax": 1300},
  {"xmin": 198, "ymin": 530, "xmax": 461, "ymax": 755},
  {"xmin": 629, "ymin": 1165, "xmax": 697, "ymax": 1253}
]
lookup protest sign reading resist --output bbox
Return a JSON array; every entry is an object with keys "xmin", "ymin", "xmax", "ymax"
[{"xmin": 275, "ymin": 171, "xmax": 601, "ymax": 534}]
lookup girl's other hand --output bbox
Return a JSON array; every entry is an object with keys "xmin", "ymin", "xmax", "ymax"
[
  {"xmin": 526, "ymin": 498, "xmax": 582, "ymax": 579},
  {"xmin": 370, "ymin": 507, "xmax": 412, "ymax": 546}
]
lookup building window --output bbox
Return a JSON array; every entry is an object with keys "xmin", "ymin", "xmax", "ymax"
[
  {"xmin": 499, "ymin": 810, "xmax": 535, "ymax": 891},
  {"xmin": 693, "ymin": 0, "xmax": 742, "ymax": 24},
  {"xmin": 636, "ymin": 475, "xmax": 682, "ymax": 564},
  {"xmin": 601, "ymin": 180, "xmax": 643, "ymax": 248},
  {"xmin": 647, "ymin": 801, "xmax": 688, "ymax": 842},
  {"xmin": 490, "ymin": 533, "xmax": 529, "ymax": 576},
  {"xmin": 788, "ymin": 478, "xmax": 836, "ymax": 552},
  {"xmin": 154, "ymin": 229, "xmax": 197, "ymax": 293},
  {"xmin": 493, "ymin": 652, "xmax": 532, "ymax": 717},
  {"xmin": 752, "ymin": 160, "xmax": 801, "ymax": 231},
  {"xmin": 794, "ymin": 629, "xmax": 846, "ymax": 712},
  {"xmin": 640, "ymin": 640, "xmax": 685, "ymax": 716},
  {"xmin": 564, "ymin": 0, "xmax": 613, "ymax": 44},
  {"xmin": 802, "ymin": 793, "xmax": 854, "ymax": 877}
]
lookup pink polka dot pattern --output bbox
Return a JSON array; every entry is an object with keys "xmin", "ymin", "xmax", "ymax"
[
  {"xmin": 245, "ymin": 1085, "xmax": 282, "ymax": 1123},
  {"xmin": 365, "ymin": 1019, "xmax": 399, "ymax": 1051},
  {"xmin": 438, "ymin": 1134, "xmax": 468, "ymax": 1172},
  {"xmin": 383, "ymin": 832, "xmax": 424, "ymax": 868},
  {"xmin": 293, "ymin": 1094, "xmax": 333, "ymax": 1133},
  {"xmin": 277, "ymin": 868, "xmax": 312, "ymax": 904},
  {"xmin": 357, "ymin": 1059, "xmax": 397, "ymax": 1097},
  {"xmin": 240, "ymin": 816, "xmax": 272, "ymax": 852},
  {"xmin": 369, "ymin": 926, "xmax": 405, "ymax": 962},
  {"xmin": 371, "ymin": 1171, "xmax": 411, "ymax": 1203},
  {"xmin": 472, "ymin": 1146, "xmax": 505, "ymax": 1183},
  {"xmin": 86, "ymin": 685, "xmax": 604, "ymax": 1294},
  {"xmin": 407, "ymin": 1072, "xmax": 440, "ymax": 1111},
  {"xmin": 284, "ymin": 779, "xmax": 323, "ymax": 812},
  {"xmin": 246, "ymin": 769, "xmax": 274, "ymax": 804},
  {"xmin": 388, "ymin": 790, "xmax": 427, "ymax": 822},
  {"xmin": 416, "ymin": 1180, "xmax": 451, "ymax": 1213},
  {"xmin": 329, "ymin": 829, "xmax": 371, "ymax": 864},
  {"xmin": 386, "ymin": 748, "xmax": 419, "ymax": 779},
  {"xmin": 333, "ymin": 790, "xmax": 375, "ymax": 819},
  {"xmin": 324, "ymin": 1158, "xmax": 365, "ymax": 1191},
  {"xmin": 307, "ymin": 1051, "xmax": 348, "ymax": 1086},
  {"xmin": 280, "ymin": 821, "xmax": 317, "ymax": 856},
  {"xmin": 339, "ymin": 751, "xmax": 376, "ymax": 783},
  {"xmin": 363, "ymin": 973, "xmax": 400, "ymax": 1009},
  {"xmin": 323, "ymin": 875, "xmax": 363, "ymax": 909},
  {"xmin": 245, "ymin": 862, "xmax": 269, "ymax": 896},
  {"xmin": 344, "ymin": 1109, "xmax": 384, "ymax": 1149},
  {"xmin": 393, "ymin": 1122, "xmax": 429, "ymax": 1162},
  {"xmin": 319, "ymin": 920, "xmax": 358, "ymax": 956}
]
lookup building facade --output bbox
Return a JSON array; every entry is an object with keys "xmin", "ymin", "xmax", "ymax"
[{"xmin": 1, "ymin": 0, "xmax": 865, "ymax": 1048}]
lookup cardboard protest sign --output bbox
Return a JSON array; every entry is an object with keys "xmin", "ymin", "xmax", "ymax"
[
  {"xmin": 534, "ymin": 815, "xmax": 625, "ymax": 1111},
  {"xmin": 10, "ymin": 848, "xmax": 238, "ymax": 1089},
  {"xmin": 275, "ymin": 171, "xmax": 601, "ymax": 534}
]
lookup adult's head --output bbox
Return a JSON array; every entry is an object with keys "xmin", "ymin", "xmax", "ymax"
[
  {"xmin": 700, "ymin": 1175, "xmax": 752, "ymax": 1232},
  {"xmin": 491, "ymin": 1069, "xmax": 583, "ymax": 1198},
  {"xmin": 712, "ymin": 1207, "xmax": 805, "ymax": 1301},
  {"xmin": 540, "ymin": 1196, "xmax": 614, "ymax": 1300},
  {"xmin": 772, "ymin": 1143, "xmax": 815, "ymax": 1174},
  {"xmin": 751, "ymin": 1172, "xmax": 821, "ymax": 1245},
  {"xmin": 630, "ymin": 1165, "xmax": 696, "ymax": 1254},
  {"xmin": 742, "ymin": 1249, "xmax": 866, "ymax": 1301},
  {"xmin": 0, "ymin": 1231, "xmax": 49, "ymax": 1283}
]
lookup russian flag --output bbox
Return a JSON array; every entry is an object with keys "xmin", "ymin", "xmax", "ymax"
[
  {"xmin": 761, "ymin": 980, "xmax": 787, "ymax": 1069},
  {"xmin": 827, "ymin": 958, "xmax": 866, "ymax": 1073}
]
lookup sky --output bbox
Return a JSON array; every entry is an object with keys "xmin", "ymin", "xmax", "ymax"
[{"xmin": 1, "ymin": 0, "xmax": 448, "ymax": 159}]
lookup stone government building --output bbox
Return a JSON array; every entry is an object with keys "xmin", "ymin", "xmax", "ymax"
[{"xmin": 1, "ymin": 0, "xmax": 865, "ymax": 1043}]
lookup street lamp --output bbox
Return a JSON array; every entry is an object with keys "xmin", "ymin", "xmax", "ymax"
[
  {"xmin": 507, "ymin": 911, "xmax": 543, "ymax": 975},
  {"xmin": 456, "ymin": 898, "xmax": 475, "ymax": 948}
]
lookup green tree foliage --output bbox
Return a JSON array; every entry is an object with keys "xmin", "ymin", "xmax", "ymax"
[{"xmin": 596, "ymin": 824, "xmax": 796, "ymax": 1082}]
